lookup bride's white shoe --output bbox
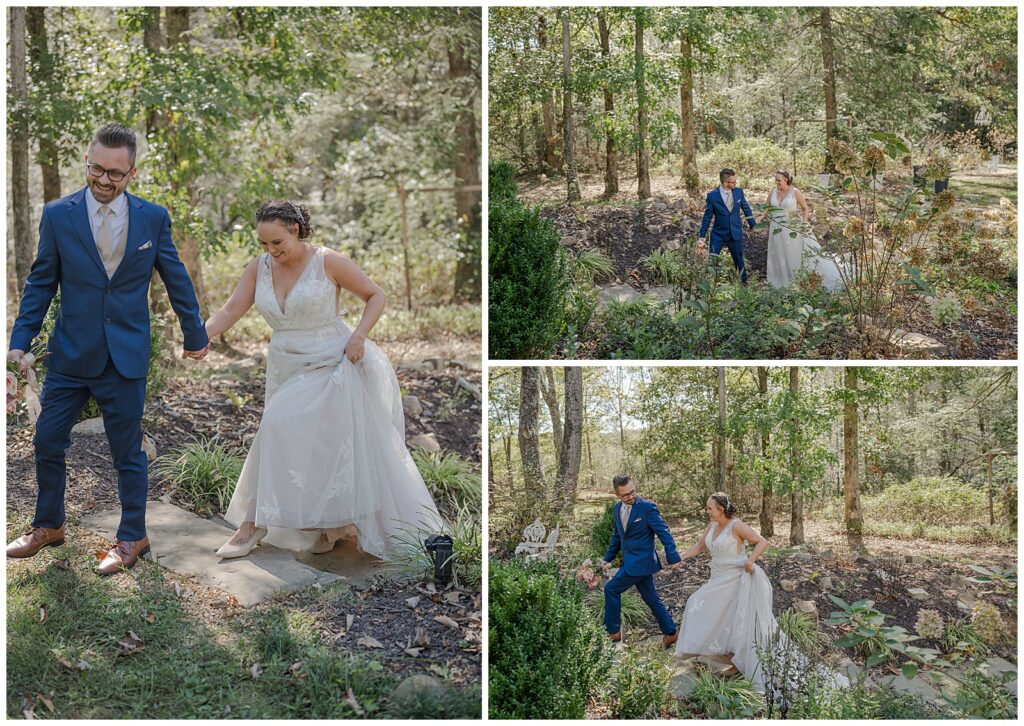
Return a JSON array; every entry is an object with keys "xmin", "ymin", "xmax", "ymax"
[{"xmin": 216, "ymin": 526, "xmax": 268, "ymax": 558}]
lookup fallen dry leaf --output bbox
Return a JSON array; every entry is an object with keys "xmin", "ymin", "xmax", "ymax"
[
  {"xmin": 37, "ymin": 695, "xmax": 55, "ymax": 713},
  {"xmin": 39, "ymin": 604, "xmax": 48, "ymax": 624},
  {"xmin": 346, "ymin": 613, "xmax": 354, "ymax": 631},
  {"xmin": 404, "ymin": 647, "xmax": 424, "ymax": 657},
  {"xmin": 345, "ymin": 688, "xmax": 365, "ymax": 716},
  {"xmin": 357, "ymin": 636, "xmax": 384, "ymax": 649},
  {"xmin": 76, "ymin": 660, "xmax": 92, "ymax": 671},
  {"xmin": 144, "ymin": 611, "xmax": 156, "ymax": 624},
  {"xmin": 250, "ymin": 663, "xmax": 264, "ymax": 679},
  {"xmin": 174, "ymin": 582, "xmax": 182, "ymax": 598},
  {"xmin": 414, "ymin": 627, "xmax": 430, "ymax": 647},
  {"xmin": 434, "ymin": 615, "xmax": 459, "ymax": 629},
  {"xmin": 57, "ymin": 658, "xmax": 74, "ymax": 670},
  {"xmin": 22, "ymin": 696, "xmax": 34, "ymax": 720},
  {"xmin": 94, "ymin": 551, "xmax": 108, "ymax": 561},
  {"xmin": 288, "ymin": 661, "xmax": 307, "ymax": 681},
  {"xmin": 444, "ymin": 591, "xmax": 462, "ymax": 604},
  {"xmin": 53, "ymin": 559, "xmax": 69, "ymax": 571},
  {"xmin": 116, "ymin": 631, "xmax": 145, "ymax": 656},
  {"xmin": 405, "ymin": 596, "xmax": 421, "ymax": 609}
]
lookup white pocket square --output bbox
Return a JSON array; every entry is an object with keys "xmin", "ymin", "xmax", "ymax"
[{"xmin": 138, "ymin": 240, "xmax": 153, "ymax": 251}]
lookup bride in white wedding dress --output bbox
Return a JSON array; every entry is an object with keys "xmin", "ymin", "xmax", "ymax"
[
  {"xmin": 203, "ymin": 200, "xmax": 441, "ymax": 560},
  {"xmin": 766, "ymin": 171, "xmax": 845, "ymax": 291},
  {"xmin": 674, "ymin": 492, "xmax": 848, "ymax": 693}
]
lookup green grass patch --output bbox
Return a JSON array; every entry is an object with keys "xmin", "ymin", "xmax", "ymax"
[
  {"xmin": 862, "ymin": 520, "xmax": 1014, "ymax": 545},
  {"xmin": 6, "ymin": 536, "xmax": 478, "ymax": 718}
]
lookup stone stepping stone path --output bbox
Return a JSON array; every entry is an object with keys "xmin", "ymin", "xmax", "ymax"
[{"xmin": 82, "ymin": 501, "xmax": 381, "ymax": 606}]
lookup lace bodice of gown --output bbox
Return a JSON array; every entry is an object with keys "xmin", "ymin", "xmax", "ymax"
[
  {"xmin": 705, "ymin": 518, "xmax": 746, "ymax": 566},
  {"xmin": 770, "ymin": 188, "xmax": 801, "ymax": 224},
  {"xmin": 255, "ymin": 247, "xmax": 338, "ymax": 331}
]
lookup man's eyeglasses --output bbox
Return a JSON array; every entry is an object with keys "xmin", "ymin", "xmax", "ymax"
[
  {"xmin": 86, "ymin": 163, "xmax": 130, "ymax": 183},
  {"xmin": 616, "ymin": 488, "xmax": 637, "ymax": 500}
]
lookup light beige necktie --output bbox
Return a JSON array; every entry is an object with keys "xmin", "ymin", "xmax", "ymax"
[
  {"xmin": 620, "ymin": 504, "xmax": 631, "ymax": 531},
  {"xmin": 725, "ymin": 189, "xmax": 734, "ymax": 212},
  {"xmin": 96, "ymin": 205, "xmax": 117, "ymax": 277}
]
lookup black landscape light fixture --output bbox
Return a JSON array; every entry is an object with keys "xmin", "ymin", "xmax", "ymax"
[{"xmin": 424, "ymin": 534, "xmax": 454, "ymax": 586}]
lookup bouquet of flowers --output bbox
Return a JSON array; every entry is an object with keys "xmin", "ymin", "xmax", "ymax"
[
  {"xmin": 575, "ymin": 558, "xmax": 605, "ymax": 589},
  {"xmin": 7, "ymin": 352, "xmax": 42, "ymax": 423}
]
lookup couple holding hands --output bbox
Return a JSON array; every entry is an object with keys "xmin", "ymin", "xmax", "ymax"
[
  {"xmin": 695, "ymin": 168, "xmax": 845, "ymax": 290},
  {"xmin": 7, "ymin": 123, "xmax": 441, "ymax": 575}
]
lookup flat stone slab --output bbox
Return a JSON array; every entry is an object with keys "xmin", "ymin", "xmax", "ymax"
[
  {"xmin": 643, "ymin": 285, "xmax": 676, "ymax": 305},
  {"xmin": 986, "ymin": 657, "xmax": 1018, "ymax": 695},
  {"xmin": 82, "ymin": 502, "xmax": 343, "ymax": 606},
  {"xmin": 597, "ymin": 284, "xmax": 641, "ymax": 307},
  {"xmin": 887, "ymin": 329, "xmax": 948, "ymax": 357}
]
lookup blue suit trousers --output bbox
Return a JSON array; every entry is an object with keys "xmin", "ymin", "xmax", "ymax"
[
  {"xmin": 32, "ymin": 357, "xmax": 148, "ymax": 541},
  {"xmin": 604, "ymin": 569, "xmax": 677, "ymax": 636}
]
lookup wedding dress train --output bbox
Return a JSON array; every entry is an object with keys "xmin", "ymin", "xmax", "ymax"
[
  {"xmin": 767, "ymin": 188, "xmax": 845, "ymax": 291},
  {"xmin": 223, "ymin": 247, "xmax": 442, "ymax": 559}
]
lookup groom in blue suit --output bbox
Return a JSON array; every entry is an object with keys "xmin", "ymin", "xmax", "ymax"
[
  {"xmin": 600, "ymin": 475, "xmax": 681, "ymax": 648},
  {"xmin": 698, "ymin": 168, "xmax": 757, "ymax": 283},
  {"xmin": 7, "ymin": 123, "xmax": 209, "ymax": 575}
]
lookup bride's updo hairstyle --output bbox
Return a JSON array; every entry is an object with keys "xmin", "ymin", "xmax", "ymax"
[
  {"xmin": 775, "ymin": 170, "xmax": 793, "ymax": 185},
  {"xmin": 710, "ymin": 491, "xmax": 738, "ymax": 518},
  {"xmin": 256, "ymin": 200, "xmax": 314, "ymax": 240}
]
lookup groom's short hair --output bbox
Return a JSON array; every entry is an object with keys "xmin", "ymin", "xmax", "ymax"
[
  {"xmin": 719, "ymin": 168, "xmax": 736, "ymax": 183},
  {"xmin": 612, "ymin": 474, "xmax": 632, "ymax": 490},
  {"xmin": 91, "ymin": 123, "xmax": 137, "ymax": 167}
]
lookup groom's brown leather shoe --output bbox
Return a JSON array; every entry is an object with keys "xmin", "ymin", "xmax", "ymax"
[
  {"xmin": 608, "ymin": 632, "xmax": 621, "ymax": 642},
  {"xmin": 96, "ymin": 536, "xmax": 150, "ymax": 576},
  {"xmin": 6, "ymin": 523, "xmax": 66, "ymax": 558},
  {"xmin": 662, "ymin": 630, "xmax": 679, "ymax": 649}
]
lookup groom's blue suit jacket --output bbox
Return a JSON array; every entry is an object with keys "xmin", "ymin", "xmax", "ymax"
[
  {"xmin": 604, "ymin": 497, "xmax": 681, "ymax": 577},
  {"xmin": 9, "ymin": 187, "xmax": 208, "ymax": 380},
  {"xmin": 699, "ymin": 187, "xmax": 757, "ymax": 244}
]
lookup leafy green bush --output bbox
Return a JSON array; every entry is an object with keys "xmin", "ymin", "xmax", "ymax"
[
  {"xmin": 152, "ymin": 435, "xmax": 245, "ymax": 516},
  {"xmin": 861, "ymin": 476, "xmax": 995, "ymax": 526},
  {"xmin": 685, "ymin": 669, "xmax": 761, "ymax": 718},
  {"xmin": 412, "ymin": 449, "xmax": 481, "ymax": 513},
  {"xmin": 589, "ymin": 501, "xmax": 616, "ymax": 561},
  {"xmin": 608, "ymin": 647, "xmax": 673, "ymax": 719},
  {"xmin": 698, "ymin": 137, "xmax": 823, "ymax": 182},
  {"xmin": 788, "ymin": 675, "xmax": 937, "ymax": 719},
  {"xmin": 489, "ymin": 558, "xmax": 612, "ymax": 718},
  {"xmin": 488, "ymin": 191, "xmax": 570, "ymax": 359},
  {"xmin": 489, "ymin": 160, "xmax": 518, "ymax": 203}
]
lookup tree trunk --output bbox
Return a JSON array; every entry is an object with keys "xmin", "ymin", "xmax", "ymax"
[
  {"xmin": 679, "ymin": 32, "xmax": 699, "ymax": 196},
  {"xmin": 556, "ymin": 367, "xmax": 584, "ymax": 514},
  {"xmin": 987, "ymin": 453, "xmax": 995, "ymax": 526},
  {"xmin": 518, "ymin": 368, "xmax": 544, "ymax": 502},
  {"xmin": 598, "ymin": 10, "xmax": 618, "ymax": 198},
  {"xmin": 789, "ymin": 367, "xmax": 804, "ymax": 544},
  {"xmin": 716, "ymin": 367, "xmax": 727, "ymax": 491},
  {"xmin": 540, "ymin": 367, "xmax": 564, "ymax": 471},
  {"xmin": 448, "ymin": 12, "xmax": 482, "ymax": 302},
  {"xmin": 163, "ymin": 8, "xmax": 207, "ymax": 313},
  {"xmin": 26, "ymin": 7, "xmax": 61, "ymax": 202},
  {"xmin": 820, "ymin": 8, "xmax": 839, "ymax": 172},
  {"xmin": 560, "ymin": 9, "xmax": 580, "ymax": 203},
  {"xmin": 9, "ymin": 8, "xmax": 33, "ymax": 298},
  {"xmin": 843, "ymin": 367, "xmax": 863, "ymax": 534},
  {"xmin": 634, "ymin": 10, "xmax": 651, "ymax": 199},
  {"xmin": 757, "ymin": 367, "xmax": 774, "ymax": 536},
  {"xmin": 537, "ymin": 15, "xmax": 560, "ymax": 174}
]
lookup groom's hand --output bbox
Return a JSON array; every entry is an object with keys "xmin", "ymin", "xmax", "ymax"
[
  {"xmin": 182, "ymin": 344, "xmax": 210, "ymax": 361},
  {"xmin": 696, "ymin": 238, "xmax": 708, "ymax": 255},
  {"xmin": 669, "ymin": 561, "xmax": 683, "ymax": 570},
  {"xmin": 599, "ymin": 560, "xmax": 611, "ymax": 571}
]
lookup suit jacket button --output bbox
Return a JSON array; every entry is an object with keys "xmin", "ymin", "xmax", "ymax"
[
  {"xmin": 105, "ymin": 289, "xmax": 112, "ymax": 295},
  {"xmin": 105, "ymin": 317, "xmax": 111, "ymax": 324}
]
